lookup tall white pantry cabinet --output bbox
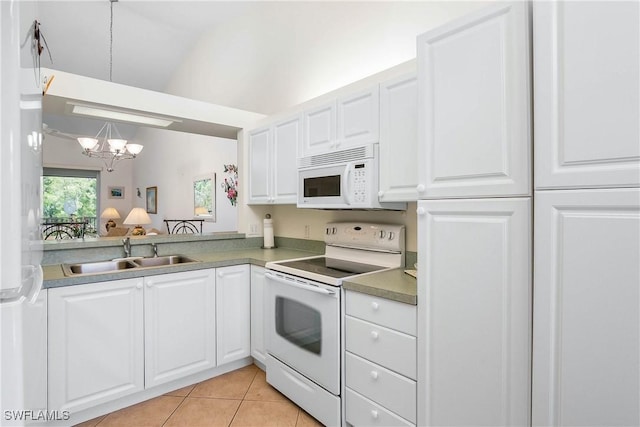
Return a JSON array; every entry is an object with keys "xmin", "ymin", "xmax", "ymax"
[
  {"xmin": 532, "ymin": 2, "xmax": 639, "ymax": 427},
  {"xmin": 416, "ymin": 2, "xmax": 532, "ymax": 426},
  {"xmin": 416, "ymin": 1, "xmax": 640, "ymax": 426}
]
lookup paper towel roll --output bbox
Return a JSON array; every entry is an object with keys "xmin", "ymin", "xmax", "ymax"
[{"xmin": 263, "ymin": 215, "xmax": 275, "ymax": 249}]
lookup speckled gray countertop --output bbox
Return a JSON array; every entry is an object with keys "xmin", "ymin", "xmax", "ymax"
[
  {"xmin": 43, "ymin": 247, "xmax": 318, "ymax": 288},
  {"xmin": 342, "ymin": 268, "xmax": 417, "ymax": 305},
  {"xmin": 44, "ymin": 244, "xmax": 418, "ymax": 305}
]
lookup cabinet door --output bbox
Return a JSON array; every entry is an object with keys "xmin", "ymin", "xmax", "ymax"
[
  {"xmin": 302, "ymin": 102, "xmax": 336, "ymax": 157},
  {"xmin": 144, "ymin": 269, "xmax": 216, "ymax": 388},
  {"xmin": 417, "ymin": 2, "xmax": 531, "ymax": 199},
  {"xmin": 248, "ymin": 126, "xmax": 271, "ymax": 204},
  {"xmin": 337, "ymin": 86, "xmax": 379, "ymax": 150},
  {"xmin": 379, "ymin": 74, "xmax": 418, "ymax": 202},
  {"xmin": 48, "ymin": 278, "xmax": 144, "ymax": 412},
  {"xmin": 272, "ymin": 115, "xmax": 301, "ymax": 204},
  {"xmin": 417, "ymin": 198, "xmax": 531, "ymax": 426},
  {"xmin": 216, "ymin": 264, "xmax": 251, "ymax": 365},
  {"xmin": 250, "ymin": 265, "xmax": 267, "ymax": 364},
  {"xmin": 534, "ymin": 1, "xmax": 640, "ymax": 189},
  {"xmin": 533, "ymin": 189, "xmax": 640, "ymax": 427}
]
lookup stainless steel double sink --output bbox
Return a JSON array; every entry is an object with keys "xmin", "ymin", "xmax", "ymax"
[{"xmin": 62, "ymin": 255, "xmax": 200, "ymax": 277}]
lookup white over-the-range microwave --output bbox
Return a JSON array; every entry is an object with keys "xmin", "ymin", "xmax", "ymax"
[{"xmin": 297, "ymin": 144, "xmax": 406, "ymax": 210}]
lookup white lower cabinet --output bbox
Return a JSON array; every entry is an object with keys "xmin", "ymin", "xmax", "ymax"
[
  {"xmin": 345, "ymin": 290, "xmax": 417, "ymax": 426},
  {"xmin": 48, "ymin": 278, "xmax": 145, "ymax": 413},
  {"xmin": 216, "ymin": 264, "xmax": 251, "ymax": 365},
  {"xmin": 250, "ymin": 265, "xmax": 267, "ymax": 364},
  {"xmin": 416, "ymin": 198, "xmax": 531, "ymax": 426},
  {"xmin": 144, "ymin": 269, "xmax": 216, "ymax": 388},
  {"xmin": 533, "ymin": 189, "xmax": 640, "ymax": 427}
]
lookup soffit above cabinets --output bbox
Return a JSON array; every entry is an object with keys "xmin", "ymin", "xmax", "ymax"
[{"xmin": 42, "ymin": 69, "xmax": 266, "ymax": 140}]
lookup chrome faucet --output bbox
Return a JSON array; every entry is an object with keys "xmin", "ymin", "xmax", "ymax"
[
  {"xmin": 122, "ymin": 237, "xmax": 131, "ymax": 258},
  {"xmin": 151, "ymin": 243, "xmax": 158, "ymax": 257}
]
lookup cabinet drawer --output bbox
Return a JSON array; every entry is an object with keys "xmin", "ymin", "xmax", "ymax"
[
  {"xmin": 346, "ymin": 352, "xmax": 416, "ymax": 423},
  {"xmin": 346, "ymin": 290, "xmax": 416, "ymax": 335},
  {"xmin": 346, "ymin": 388, "xmax": 414, "ymax": 427},
  {"xmin": 345, "ymin": 316, "xmax": 416, "ymax": 380}
]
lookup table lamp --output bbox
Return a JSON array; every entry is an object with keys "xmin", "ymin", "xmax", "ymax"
[
  {"xmin": 100, "ymin": 207, "xmax": 121, "ymax": 232},
  {"xmin": 123, "ymin": 207, "xmax": 152, "ymax": 236}
]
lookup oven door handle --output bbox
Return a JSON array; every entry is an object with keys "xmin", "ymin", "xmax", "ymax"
[{"xmin": 265, "ymin": 272, "xmax": 336, "ymax": 296}]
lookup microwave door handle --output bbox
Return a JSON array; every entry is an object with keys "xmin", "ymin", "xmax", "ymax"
[
  {"xmin": 342, "ymin": 163, "xmax": 352, "ymax": 206},
  {"xmin": 265, "ymin": 272, "xmax": 336, "ymax": 296}
]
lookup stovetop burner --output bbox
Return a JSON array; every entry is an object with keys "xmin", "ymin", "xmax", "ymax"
[{"xmin": 276, "ymin": 257, "xmax": 387, "ymax": 279}]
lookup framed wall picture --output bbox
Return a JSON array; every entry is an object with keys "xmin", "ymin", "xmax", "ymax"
[
  {"xmin": 108, "ymin": 186, "xmax": 125, "ymax": 199},
  {"xmin": 146, "ymin": 186, "xmax": 157, "ymax": 214}
]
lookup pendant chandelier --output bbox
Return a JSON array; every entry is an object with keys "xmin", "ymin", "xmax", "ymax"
[{"xmin": 76, "ymin": 0, "xmax": 143, "ymax": 172}]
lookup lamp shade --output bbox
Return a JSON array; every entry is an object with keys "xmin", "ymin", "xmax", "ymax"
[
  {"xmin": 100, "ymin": 207, "xmax": 121, "ymax": 219},
  {"xmin": 123, "ymin": 207, "xmax": 152, "ymax": 225}
]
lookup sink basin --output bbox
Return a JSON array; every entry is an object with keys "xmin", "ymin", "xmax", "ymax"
[
  {"xmin": 132, "ymin": 255, "xmax": 199, "ymax": 268},
  {"xmin": 63, "ymin": 260, "xmax": 138, "ymax": 276}
]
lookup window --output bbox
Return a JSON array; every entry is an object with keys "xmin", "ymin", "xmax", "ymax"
[{"xmin": 42, "ymin": 168, "xmax": 100, "ymax": 235}]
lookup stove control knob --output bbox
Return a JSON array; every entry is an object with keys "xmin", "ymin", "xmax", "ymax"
[
  {"xmin": 332, "ymin": 227, "xmax": 337, "ymax": 235},
  {"xmin": 326, "ymin": 227, "xmax": 331, "ymax": 235},
  {"xmin": 378, "ymin": 230, "xmax": 386, "ymax": 239},
  {"xmin": 388, "ymin": 231, "xmax": 395, "ymax": 240}
]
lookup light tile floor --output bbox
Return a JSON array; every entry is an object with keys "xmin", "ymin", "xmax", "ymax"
[{"xmin": 76, "ymin": 364, "xmax": 323, "ymax": 427}]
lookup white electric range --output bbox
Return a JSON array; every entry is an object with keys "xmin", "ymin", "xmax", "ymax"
[{"xmin": 264, "ymin": 222, "xmax": 405, "ymax": 426}]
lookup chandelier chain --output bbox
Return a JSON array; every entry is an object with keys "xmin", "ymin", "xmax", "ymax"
[{"xmin": 109, "ymin": 0, "xmax": 114, "ymax": 82}]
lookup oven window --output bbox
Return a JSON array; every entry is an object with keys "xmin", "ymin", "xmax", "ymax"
[
  {"xmin": 303, "ymin": 175, "xmax": 340, "ymax": 198},
  {"xmin": 275, "ymin": 297, "xmax": 322, "ymax": 355}
]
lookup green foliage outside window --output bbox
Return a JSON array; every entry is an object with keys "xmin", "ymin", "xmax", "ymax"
[{"xmin": 42, "ymin": 176, "xmax": 97, "ymax": 219}]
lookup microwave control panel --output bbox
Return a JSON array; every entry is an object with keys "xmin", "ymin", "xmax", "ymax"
[{"xmin": 352, "ymin": 163, "xmax": 368, "ymax": 204}]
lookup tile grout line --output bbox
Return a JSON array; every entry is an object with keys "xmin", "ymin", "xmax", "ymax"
[
  {"xmin": 160, "ymin": 394, "xmax": 189, "ymax": 427},
  {"xmin": 228, "ymin": 366, "xmax": 260, "ymax": 426}
]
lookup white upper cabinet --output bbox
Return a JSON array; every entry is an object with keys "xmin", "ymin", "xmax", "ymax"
[
  {"xmin": 302, "ymin": 102, "xmax": 337, "ymax": 157},
  {"xmin": 272, "ymin": 115, "xmax": 301, "ymax": 203},
  {"xmin": 144, "ymin": 269, "xmax": 216, "ymax": 388},
  {"xmin": 379, "ymin": 73, "xmax": 418, "ymax": 202},
  {"xmin": 248, "ymin": 127, "xmax": 271, "ymax": 204},
  {"xmin": 417, "ymin": 2, "xmax": 531, "ymax": 199},
  {"xmin": 417, "ymin": 197, "xmax": 531, "ymax": 427},
  {"xmin": 532, "ymin": 189, "xmax": 640, "ymax": 427},
  {"xmin": 247, "ymin": 115, "xmax": 300, "ymax": 205},
  {"xmin": 534, "ymin": 1, "xmax": 640, "ymax": 189},
  {"xmin": 301, "ymin": 87, "xmax": 379, "ymax": 157},
  {"xmin": 336, "ymin": 86, "xmax": 379, "ymax": 150}
]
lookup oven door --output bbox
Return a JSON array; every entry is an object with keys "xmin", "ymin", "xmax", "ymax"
[{"xmin": 265, "ymin": 271, "xmax": 340, "ymax": 395}]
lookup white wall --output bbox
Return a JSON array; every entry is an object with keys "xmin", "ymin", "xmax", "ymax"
[
  {"xmin": 42, "ymin": 133, "xmax": 134, "ymax": 233},
  {"xmin": 132, "ymin": 127, "xmax": 238, "ymax": 233},
  {"xmin": 165, "ymin": 1, "xmax": 488, "ymax": 115}
]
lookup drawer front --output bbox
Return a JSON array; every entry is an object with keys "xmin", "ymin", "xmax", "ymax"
[
  {"xmin": 346, "ymin": 388, "xmax": 414, "ymax": 427},
  {"xmin": 345, "ymin": 316, "xmax": 416, "ymax": 379},
  {"xmin": 346, "ymin": 290, "xmax": 417, "ymax": 335},
  {"xmin": 346, "ymin": 352, "xmax": 416, "ymax": 423},
  {"xmin": 266, "ymin": 355, "xmax": 340, "ymax": 427}
]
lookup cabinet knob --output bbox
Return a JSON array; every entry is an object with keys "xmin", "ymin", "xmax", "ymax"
[
  {"xmin": 136, "ymin": 283, "xmax": 143, "ymax": 290},
  {"xmin": 416, "ymin": 184, "xmax": 426, "ymax": 193},
  {"xmin": 218, "ymin": 272, "xmax": 225, "ymax": 278},
  {"xmin": 370, "ymin": 371, "xmax": 379, "ymax": 380},
  {"xmin": 371, "ymin": 410, "xmax": 379, "ymax": 420},
  {"xmin": 371, "ymin": 301, "xmax": 379, "ymax": 311},
  {"xmin": 378, "ymin": 190, "xmax": 384, "ymax": 197},
  {"xmin": 146, "ymin": 282, "xmax": 153, "ymax": 288},
  {"xmin": 416, "ymin": 207, "xmax": 426, "ymax": 216},
  {"xmin": 370, "ymin": 331, "xmax": 379, "ymax": 340}
]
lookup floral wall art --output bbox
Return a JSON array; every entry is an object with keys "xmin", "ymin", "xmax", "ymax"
[{"xmin": 221, "ymin": 164, "xmax": 238, "ymax": 206}]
